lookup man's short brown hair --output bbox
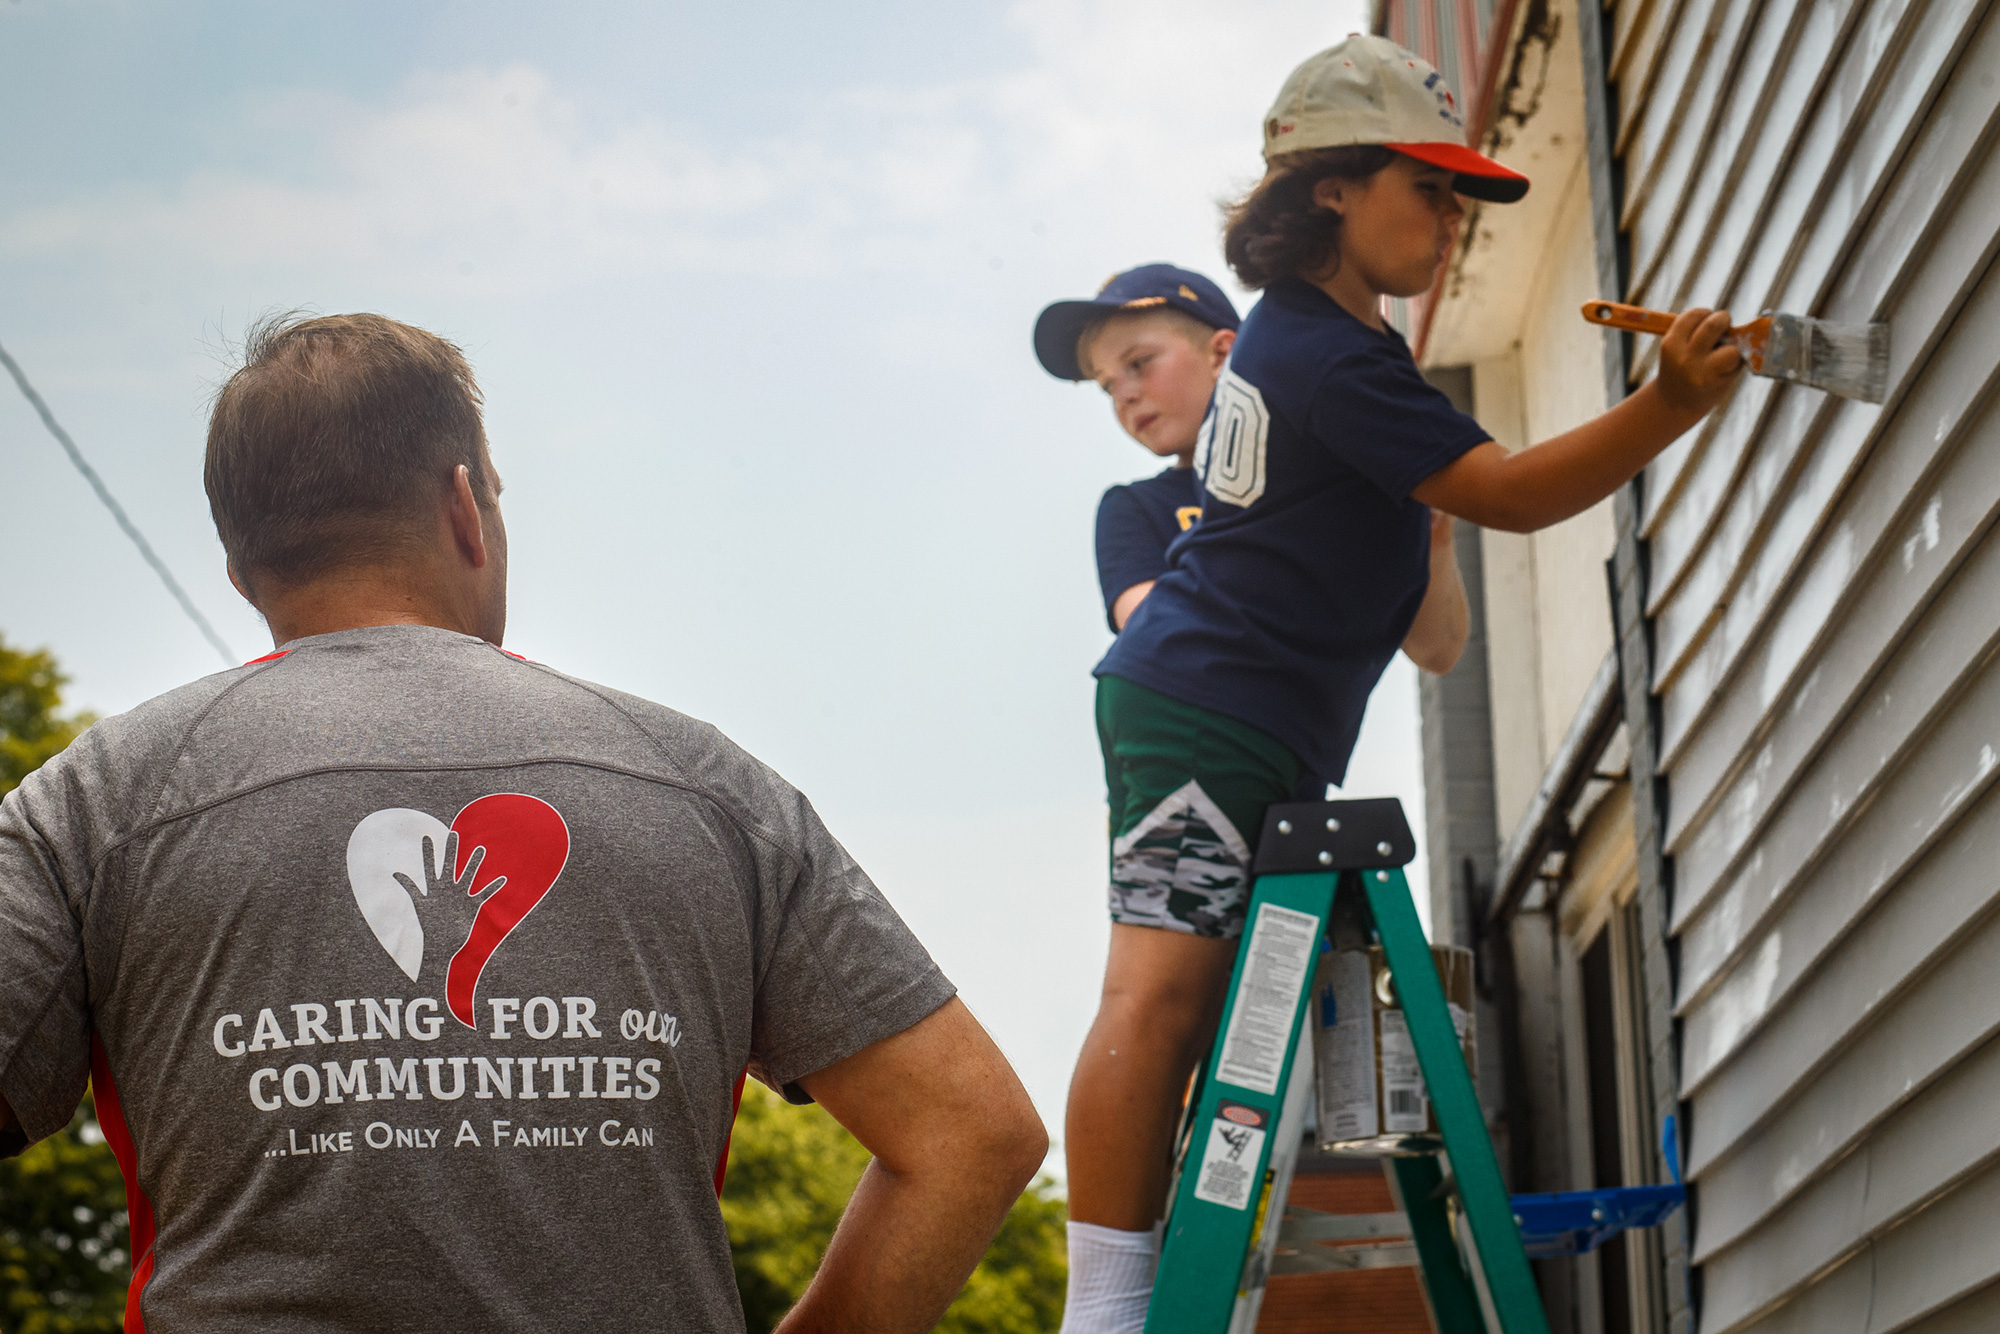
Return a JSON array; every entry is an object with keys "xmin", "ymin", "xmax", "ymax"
[{"xmin": 205, "ymin": 312, "xmax": 495, "ymax": 591}]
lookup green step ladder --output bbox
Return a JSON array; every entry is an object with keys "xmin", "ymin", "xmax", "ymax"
[{"xmin": 1146, "ymin": 797, "xmax": 1551, "ymax": 1334}]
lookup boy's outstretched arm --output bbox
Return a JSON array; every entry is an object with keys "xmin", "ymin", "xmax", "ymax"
[
  {"xmin": 1412, "ymin": 308, "xmax": 1743, "ymax": 533},
  {"xmin": 1402, "ymin": 513, "xmax": 1469, "ymax": 673}
]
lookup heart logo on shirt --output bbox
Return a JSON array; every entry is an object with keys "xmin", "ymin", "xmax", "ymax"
[{"xmin": 344, "ymin": 794, "xmax": 570, "ymax": 1029}]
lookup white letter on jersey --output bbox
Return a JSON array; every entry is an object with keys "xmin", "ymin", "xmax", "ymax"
[
  {"xmin": 1194, "ymin": 368, "xmax": 1271, "ymax": 509},
  {"xmin": 406, "ymin": 998, "xmax": 444, "ymax": 1040},
  {"xmin": 489, "ymin": 998, "xmax": 520, "ymax": 1039},
  {"xmin": 563, "ymin": 997, "xmax": 601, "ymax": 1039},
  {"xmin": 523, "ymin": 997, "xmax": 559, "ymax": 1040},
  {"xmin": 247, "ymin": 1009, "xmax": 292, "ymax": 1052},
  {"xmin": 282, "ymin": 1064, "xmax": 322, "ymax": 1107}
]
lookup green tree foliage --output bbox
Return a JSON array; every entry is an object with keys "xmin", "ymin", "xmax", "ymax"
[
  {"xmin": 933, "ymin": 1170, "xmax": 1068, "ymax": 1334},
  {"xmin": 0, "ymin": 634, "xmax": 126, "ymax": 1331},
  {"xmin": 721, "ymin": 1081, "xmax": 1067, "ymax": 1333},
  {"xmin": 0, "ymin": 1097, "xmax": 130, "ymax": 1334},
  {"xmin": 0, "ymin": 638, "xmax": 92, "ymax": 798}
]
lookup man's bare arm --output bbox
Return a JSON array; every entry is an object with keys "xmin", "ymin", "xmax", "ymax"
[{"xmin": 778, "ymin": 998, "xmax": 1047, "ymax": 1334}]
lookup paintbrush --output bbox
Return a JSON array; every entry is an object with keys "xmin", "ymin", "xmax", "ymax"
[{"xmin": 1581, "ymin": 300, "xmax": 1890, "ymax": 404}]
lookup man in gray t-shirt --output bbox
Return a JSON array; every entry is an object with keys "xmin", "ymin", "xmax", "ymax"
[{"xmin": 0, "ymin": 313, "xmax": 1046, "ymax": 1332}]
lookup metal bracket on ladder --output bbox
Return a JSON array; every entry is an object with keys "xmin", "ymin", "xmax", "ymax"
[{"xmin": 1145, "ymin": 798, "xmax": 1553, "ymax": 1334}]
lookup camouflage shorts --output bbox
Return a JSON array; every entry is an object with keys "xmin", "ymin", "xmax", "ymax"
[
  {"xmin": 1109, "ymin": 780, "xmax": 1256, "ymax": 938},
  {"xmin": 1097, "ymin": 675, "xmax": 1304, "ymax": 940}
]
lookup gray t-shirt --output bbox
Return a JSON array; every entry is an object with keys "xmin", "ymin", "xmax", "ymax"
[{"xmin": 0, "ymin": 625, "xmax": 955, "ymax": 1332}]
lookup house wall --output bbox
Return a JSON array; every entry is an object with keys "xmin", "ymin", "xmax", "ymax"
[
  {"xmin": 1418, "ymin": 365, "xmax": 1503, "ymax": 951},
  {"xmin": 1404, "ymin": 0, "xmax": 2000, "ymax": 1327},
  {"xmin": 1517, "ymin": 154, "xmax": 1618, "ymax": 762},
  {"xmin": 1603, "ymin": 0, "xmax": 2000, "ymax": 1328},
  {"xmin": 1392, "ymin": 0, "xmax": 1672, "ymax": 1328},
  {"xmin": 1470, "ymin": 138, "xmax": 1620, "ymax": 841}
]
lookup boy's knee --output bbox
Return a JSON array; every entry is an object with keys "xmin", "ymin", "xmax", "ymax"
[{"xmin": 1100, "ymin": 958, "xmax": 1231, "ymax": 1026}]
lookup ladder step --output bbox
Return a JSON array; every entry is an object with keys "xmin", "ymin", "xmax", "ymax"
[
  {"xmin": 1277, "ymin": 1208, "xmax": 1409, "ymax": 1244},
  {"xmin": 1272, "ymin": 1207, "xmax": 1421, "ymax": 1277},
  {"xmin": 1269, "ymin": 1240, "xmax": 1422, "ymax": 1275}
]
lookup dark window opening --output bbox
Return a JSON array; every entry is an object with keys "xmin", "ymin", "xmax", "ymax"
[{"xmin": 1582, "ymin": 928, "xmax": 1633, "ymax": 1334}]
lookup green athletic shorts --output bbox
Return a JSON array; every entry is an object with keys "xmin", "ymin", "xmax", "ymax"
[{"xmin": 1096, "ymin": 674, "xmax": 1305, "ymax": 939}]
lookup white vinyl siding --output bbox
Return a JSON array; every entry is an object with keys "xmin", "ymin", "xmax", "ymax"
[{"xmin": 1606, "ymin": 0, "xmax": 2000, "ymax": 1326}]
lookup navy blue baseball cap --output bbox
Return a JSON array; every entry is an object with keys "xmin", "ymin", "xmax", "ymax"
[{"xmin": 1034, "ymin": 264, "xmax": 1241, "ymax": 381}]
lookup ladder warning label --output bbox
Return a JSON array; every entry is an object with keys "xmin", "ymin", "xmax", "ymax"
[
  {"xmin": 1193, "ymin": 1100, "xmax": 1268, "ymax": 1210},
  {"xmin": 1216, "ymin": 903, "xmax": 1320, "ymax": 1095}
]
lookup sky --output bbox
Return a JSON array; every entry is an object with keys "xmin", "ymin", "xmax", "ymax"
[{"xmin": 0, "ymin": 0, "xmax": 1426, "ymax": 1176}]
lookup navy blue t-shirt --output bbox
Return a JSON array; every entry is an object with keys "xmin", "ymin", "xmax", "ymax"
[
  {"xmin": 1094, "ymin": 465, "xmax": 1204, "ymax": 630},
  {"xmin": 1095, "ymin": 280, "xmax": 1489, "ymax": 782}
]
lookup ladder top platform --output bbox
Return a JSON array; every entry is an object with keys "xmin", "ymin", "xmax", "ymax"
[{"xmin": 1254, "ymin": 799, "xmax": 1416, "ymax": 873}]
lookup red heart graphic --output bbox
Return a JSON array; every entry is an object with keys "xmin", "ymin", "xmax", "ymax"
[{"xmin": 445, "ymin": 793, "xmax": 570, "ymax": 1028}]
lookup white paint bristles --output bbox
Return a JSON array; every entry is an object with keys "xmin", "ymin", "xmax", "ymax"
[{"xmin": 1758, "ymin": 315, "xmax": 1891, "ymax": 403}]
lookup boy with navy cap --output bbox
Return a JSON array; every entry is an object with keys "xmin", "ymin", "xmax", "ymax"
[
  {"xmin": 1058, "ymin": 33, "xmax": 1743, "ymax": 1334},
  {"xmin": 1035, "ymin": 264, "xmax": 1240, "ymax": 631}
]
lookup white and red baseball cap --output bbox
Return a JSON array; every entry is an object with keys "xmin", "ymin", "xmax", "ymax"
[{"xmin": 1262, "ymin": 34, "xmax": 1530, "ymax": 204}]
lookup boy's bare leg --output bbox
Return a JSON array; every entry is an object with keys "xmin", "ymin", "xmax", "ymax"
[{"xmin": 1066, "ymin": 923, "xmax": 1240, "ymax": 1229}]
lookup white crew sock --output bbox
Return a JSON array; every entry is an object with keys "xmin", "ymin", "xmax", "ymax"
[{"xmin": 1059, "ymin": 1220, "xmax": 1161, "ymax": 1334}]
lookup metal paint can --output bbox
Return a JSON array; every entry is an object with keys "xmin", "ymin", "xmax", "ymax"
[{"xmin": 1310, "ymin": 943, "xmax": 1476, "ymax": 1156}]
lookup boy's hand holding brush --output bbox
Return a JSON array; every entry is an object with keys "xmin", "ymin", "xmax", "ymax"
[{"xmin": 1412, "ymin": 306, "xmax": 1745, "ymax": 531}]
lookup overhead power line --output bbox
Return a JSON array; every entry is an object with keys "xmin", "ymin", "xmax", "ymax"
[{"xmin": 0, "ymin": 338, "xmax": 237, "ymax": 667}]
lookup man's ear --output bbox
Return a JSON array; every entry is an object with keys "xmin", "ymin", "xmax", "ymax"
[
  {"xmin": 448, "ymin": 465, "xmax": 491, "ymax": 569},
  {"xmin": 226, "ymin": 562, "xmax": 250, "ymax": 602},
  {"xmin": 1209, "ymin": 327, "xmax": 1236, "ymax": 371}
]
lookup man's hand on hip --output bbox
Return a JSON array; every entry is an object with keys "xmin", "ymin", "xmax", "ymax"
[{"xmin": 777, "ymin": 998, "xmax": 1048, "ymax": 1334}]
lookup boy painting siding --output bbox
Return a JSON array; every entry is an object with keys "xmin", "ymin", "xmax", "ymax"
[{"xmin": 1054, "ymin": 33, "xmax": 1746, "ymax": 1334}]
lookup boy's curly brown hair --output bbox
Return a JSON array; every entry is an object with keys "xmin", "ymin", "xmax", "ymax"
[{"xmin": 1222, "ymin": 146, "xmax": 1398, "ymax": 290}]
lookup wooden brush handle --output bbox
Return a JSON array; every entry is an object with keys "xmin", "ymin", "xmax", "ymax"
[{"xmin": 1581, "ymin": 300, "xmax": 1678, "ymax": 335}]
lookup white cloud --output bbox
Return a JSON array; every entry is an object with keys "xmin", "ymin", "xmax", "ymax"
[{"xmin": 1, "ymin": 0, "xmax": 1360, "ymax": 297}]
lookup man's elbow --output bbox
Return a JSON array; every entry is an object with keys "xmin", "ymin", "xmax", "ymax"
[
  {"xmin": 952, "ymin": 1074, "xmax": 1048, "ymax": 1197},
  {"xmin": 983, "ymin": 1097, "xmax": 1050, "ymax": 1193},
  {"xmin": 1013, "ymin": 1111, "xmax": 1052, "ymax": 1183},
  {"xmin": 906, "ymin": 1064, "xmax": 1046, "ymax": 1196}
]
